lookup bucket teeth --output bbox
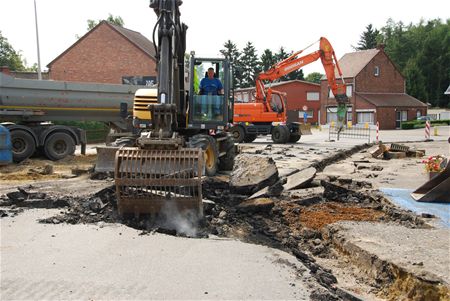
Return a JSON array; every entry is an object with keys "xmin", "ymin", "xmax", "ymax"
[{"xmin": 114, "ymin": 147, "xmax": 203, "ymax": 217}]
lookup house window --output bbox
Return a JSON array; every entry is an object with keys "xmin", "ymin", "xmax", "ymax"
[
  {"xmin": 416, "ymin": 110, "xmax": 421, "ymax": 118},
  {"xmin": 306, "ymin": 92, "xmax": 320, "ymax": 101},
  {"xmin": 328, "ymin": 88, "xmax": 335, "ymax": 99},
  {"xmin": 299, "ymin": 110, "xmax": 314, "ymax": 118},
  {"xmin": 357, "ymin": 112, "xmax": 375, "ymax": 124},
  {"xmin": 374, "ymin": 66, "xmax": 380, "ymax": 77},
  {"xmin": 346, "ymin": 85, "xmax": 353, "ymax": 97}
]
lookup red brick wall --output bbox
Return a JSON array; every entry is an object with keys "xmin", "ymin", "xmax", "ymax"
[
  {"xmin": 355, "ymin": 51, "xmax": 404, "ymax": 93},
  {"xmin": 276, "ymin": 81, "xmax": 321, "ymax": 124},
  {"xmin": 320, "ymin": 50, "xmax": 413, "ymax": 126},
  {"xmin": 376, "ymin": 107, "xmax": 427, "ymax": 129},
  {"xmin": 48, "ymin": 23, "xmax": 156, "ymax": 84}
]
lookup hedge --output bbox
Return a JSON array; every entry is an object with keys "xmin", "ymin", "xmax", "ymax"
[{"xmin": 401, "ymin": 119, "xmax": 450, "ymax": 129}]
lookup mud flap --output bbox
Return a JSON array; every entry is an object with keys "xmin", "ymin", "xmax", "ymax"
[
  {"xmin": 95, "ymin": 146, "xmax": 120, "ymax": 173},
  {"xmin": 411, "ymin": 160, "xmax": 450, "ymax": 203},
  {"xmin": 114, "ymin": 147, "xmax": 204, "ymax": 217}
]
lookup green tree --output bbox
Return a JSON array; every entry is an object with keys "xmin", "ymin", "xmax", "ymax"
[
  {"xmin": 354, "ymin": 24, "xmax": 381, "ymax": 50},
  {"xmin": 380, "ymin": 18, "xmax": 450, "ymax": 107},
  {"xmin": 274, "ymin": 47, "xmax": 304, "ymax": 81},
  {"xmin": 403, "ymin": 59, "xmax": 427, "ymax": 101},
  {"xmin": 240, "ymin": 42, "xmax": 260, "ymax": 88},
  {"xmin": 260, "ymin": 49, "xmax": 275, "ymax": 72},
  {"xmin": 87, "ymin": 14, "xmax": 124, "ymax": 30},
  {"xmin": 220, "ymin": 40, "xmax": 242, "ymax": 88},
  {"xmin": 0, "ymin": 31, "xmax": 26, "ymax": 71},
  {"xmin": 305, "ymin": 72, "xmax": 324, "ymax": 84}
]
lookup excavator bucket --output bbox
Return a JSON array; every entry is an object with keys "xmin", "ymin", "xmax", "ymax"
[
  {"xmin": 411, "ymin": 159, "xmax": 450, "ymax": 203},
  {"xmin": 114, "ymin": 147, "xmax": 204, "ymax": 217},
  {"xmin": 95, "ymin": 146, "xmax": 120, "ymax": 173},
  {"xmin": 299, "ymin": 123, "xmax": 312, "ymax": 135}
]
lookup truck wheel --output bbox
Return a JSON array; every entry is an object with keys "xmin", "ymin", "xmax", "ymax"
[
  {"xmin": 288, "ymin": 133, "xmax": 301, "ymax": 143},
  {"xmin": 230, "ymin": 126, "xmax": 245, "ymax": 143},
  {"xmin": 218, "ymin": 136, "xmax": 235, "ymax": 171},
  {"xmin": 10, "ymin": 130, "xmax": 36, "ymax": 162},
  {"xmin": 243, "ymin": 133, "xmax": 257, "ymax": 143},
  {"xmin": 271, "ymin": 125, "xmax": 289, "ymax": 143},
  {"xmin": 44, "ymin": 132, "xmax": 76, "ymax": 161}
]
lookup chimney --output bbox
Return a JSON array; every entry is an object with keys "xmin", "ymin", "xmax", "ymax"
[
  {"xmin": 376, "ymin": 44, "xmax": 385, "ymax": 51},
  {"xmin": 0, "ymin": 66, "xmax": 11, "ymax": 75}
]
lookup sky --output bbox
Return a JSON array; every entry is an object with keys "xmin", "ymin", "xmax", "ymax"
[{"xmin": 0, "ymin": 0, "xmax": 448, "ymax": 75}]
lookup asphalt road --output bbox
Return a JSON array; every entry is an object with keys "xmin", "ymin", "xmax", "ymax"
[{"xmin": 1, "ymin": 209, "xmax": 316, "ymax": 300}]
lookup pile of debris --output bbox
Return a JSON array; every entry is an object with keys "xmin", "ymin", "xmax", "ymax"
[{"xmin": 370, "ymin": 142, "xmax": 425, "ymax": 159}]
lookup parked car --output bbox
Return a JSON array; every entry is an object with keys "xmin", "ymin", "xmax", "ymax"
[{"xmin": 417, "ymin": 116, "xmax": 435, "ymax": 121}]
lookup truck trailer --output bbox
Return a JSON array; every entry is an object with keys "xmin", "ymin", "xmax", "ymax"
[{"xmin": 0, "ymin": 72, "xmax": 143, "ymax": 162}]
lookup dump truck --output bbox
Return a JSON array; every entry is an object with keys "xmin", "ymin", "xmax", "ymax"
[{"xmin": 0, "ymin": 72, "xmax": 143, "ymax": 162}]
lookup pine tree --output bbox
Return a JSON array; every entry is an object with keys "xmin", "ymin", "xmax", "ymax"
[
  {"xmin": 354, "ymin": 24, "xmax": 381, "ymax": 50},
  {"xmin": 240, "ymin": 42, "xmax": 260, "ymax": 88},
  {"xmin": 220, "ymin": 40, "xmax": 242, "ymax": 88},
  {"xmin": 260, "ymin": 49, "xmax": 275, "ymax": 72}
]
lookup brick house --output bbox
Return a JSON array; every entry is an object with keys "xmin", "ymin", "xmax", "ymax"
[
  {"xmin": 234, "ymin": 80, "xmax": 321, "ymax": 124},
  {"xmin": 47, "ymin": 21, "xmax": 157, "ymax": 85},
  {"xmin": 320, "ymin": 47, "xmax": 427, "ymax": 129}
]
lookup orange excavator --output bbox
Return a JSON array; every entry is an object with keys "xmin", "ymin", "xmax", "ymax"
[{"xmin": 230, "ymin": 37, "xmax": 349, "ymax": 143}]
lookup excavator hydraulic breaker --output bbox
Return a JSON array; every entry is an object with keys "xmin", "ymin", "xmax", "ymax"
[{"xmin": 114, "ymin": 147, "xmax": 204, "ymax": 217}]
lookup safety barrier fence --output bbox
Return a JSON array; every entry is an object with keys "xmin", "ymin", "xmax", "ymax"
[{"xmin": 328, "ymin": 122, "xmax": 372, "ymax": 143}]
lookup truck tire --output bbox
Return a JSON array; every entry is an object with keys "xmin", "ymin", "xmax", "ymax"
[
  {"xmin": 243, "ymin": 133, "xmax": 257, "ymax": 143},
  {"xmin": 10, "ymin": 130, "xmax": 36, "ymax": 162},
  {"xmin": 288, "ymin": 133, "xmax": 301, "ymax": 143},
  {"xmin": 44, "ymin": 132, "xmax": 76, "ymax": 161},
  {"xmin": 218, "ymin": 135, "xmax": 235, "ymax": 171},
  {"xmin": 271, "ymin": 125, "xmax": 290, "ymax": 143},
  {"xmin": 188, "ymin": 134, "xmax": 218, "ymax": 176},
  {"xmin": 230, "ymin": 126, "xmax": 245, "ymax": 143}
]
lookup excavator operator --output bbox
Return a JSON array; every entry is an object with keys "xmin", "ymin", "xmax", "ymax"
[{"xmin": 200, "ymin": 68, "xmax": 224, "ymax": 95}]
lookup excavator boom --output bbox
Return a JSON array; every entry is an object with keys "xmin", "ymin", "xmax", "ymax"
[{"xmin": 255, "ymin": 37, "xmax": 349, "ymax": 128}]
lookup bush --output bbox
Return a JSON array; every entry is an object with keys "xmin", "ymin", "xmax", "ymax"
[{"xmin": 401, "ymin": 122, "xmax": 416, "ymax": 129}]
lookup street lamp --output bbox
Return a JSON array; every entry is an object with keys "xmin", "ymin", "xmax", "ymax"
[{"xmin": 34, "ymin": 0, "xmax": 42, "ymax": 80}]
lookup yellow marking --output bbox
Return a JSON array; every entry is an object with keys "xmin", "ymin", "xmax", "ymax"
[{"xmin": 0, "ymin": 105, "xmax": 125, "ymax": 112}]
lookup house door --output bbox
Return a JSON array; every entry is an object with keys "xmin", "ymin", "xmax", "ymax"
[
  {"xmin": 396, "ymin": 110, "xmax": 407, "ymax": 128},
  {"xmin": 287, "ymin": 110, "xmax": 298, "ymax": 123}
]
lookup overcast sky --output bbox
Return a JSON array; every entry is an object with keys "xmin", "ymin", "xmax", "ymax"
[{"xmin": 0, "ymin": 0, "xmax": 448, "ymax": 75}]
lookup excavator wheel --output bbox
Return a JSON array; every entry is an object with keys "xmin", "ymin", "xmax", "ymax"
[
  {"xmin": 188, "ymin": 134, "xmax": 219, "ymax": 176},
  {"xmin": 271, "ymin": 125, "xmax": 290, "ymax": 143},
  {"xmin": 243, "ymin": 133, "xmax": 257, "ymax": 143},
  {"xmin": 288, "ymin": 133, "xmax": 301, "ymax": 143},
  {"xmin": 218, "ymin": 135, "xmax": 235, "ymax": 171},
  {"xmin": 230, "ymin": 125, "xmax": 245, "ymax": 143}
]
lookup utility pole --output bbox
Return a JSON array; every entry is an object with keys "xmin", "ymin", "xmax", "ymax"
[{"xmin": 34, "ymin": 0, "xmax": 42, "ymax": 80}]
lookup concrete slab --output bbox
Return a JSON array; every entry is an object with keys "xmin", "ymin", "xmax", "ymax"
[
  {"xmin": 283, "ymin": 167, "xmax": 317, "ymax": 191},
  {"xmin": 323, "ymin": 162, "xmax": 356, "ymax": 176},
  {"xmin": 329, "ymin": 221, "xmax": 450, "ymax": 298}
]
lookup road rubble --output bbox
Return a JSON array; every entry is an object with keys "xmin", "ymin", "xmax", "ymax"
[{"xmin": 1, "ymin": 138, "xmax": 449, "ymax": 300}]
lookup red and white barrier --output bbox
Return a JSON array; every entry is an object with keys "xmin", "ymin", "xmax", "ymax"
[
  {"xmin": 376, "ymin": 122, "xmax": 379, "ymax": 143},
  {"xmin": 425, "ymin": 121, "xmax": 431, "ymax": 140}
]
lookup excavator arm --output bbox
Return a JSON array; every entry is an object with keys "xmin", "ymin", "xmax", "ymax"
[{"xmin": 255, "ymin": 37, "xmax": 349, "ymax": 127}]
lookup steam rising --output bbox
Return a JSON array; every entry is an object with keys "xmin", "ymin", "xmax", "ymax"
[{"xmin": 157, "ymin": 201, "xmax": 200, "ymax": 237}]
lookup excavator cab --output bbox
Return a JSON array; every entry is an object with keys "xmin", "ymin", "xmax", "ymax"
[{"xmin": 188, "ymin": 57, "xmax": 233, "ymax": 128}]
